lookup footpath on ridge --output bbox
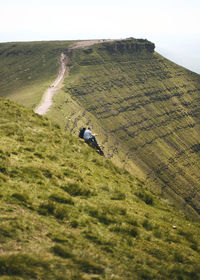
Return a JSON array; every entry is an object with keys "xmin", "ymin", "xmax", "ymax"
[
  {"xmin": 34, "ymin": 53, "xmax": 66, "ymax": 115},
  {"xmin": 34, "ymin": 40, "xmax": 115, "ymax": 115}
]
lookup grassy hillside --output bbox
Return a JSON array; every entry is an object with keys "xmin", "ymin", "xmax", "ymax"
[
  {"xmin": 0, "ymin": 98, "xmax": 200, "ymax": 279},
  {"xmin": 47, "ymin": 39, "xmax": 200, "ymax": 219},
  {"xmin": 1, "ymin": 38, "xmax": 200, "ymax": 218},
  {"xmin": 0, "ymin": 41, "xmax": 74, "ymax": 108}
]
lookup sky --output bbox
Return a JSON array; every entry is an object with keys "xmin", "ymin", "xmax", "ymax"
[{"xmin": 0, "ymin": 0, "xmax": 200, "ymax": 73}]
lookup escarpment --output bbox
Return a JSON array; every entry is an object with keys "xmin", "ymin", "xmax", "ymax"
[
  {"xmin": 63, "ymin": 38, "xmax": 200, "ymax": 219},
  {"xmin": 98, "ymin": 38, "xmax": 155, "ymax": 53}
]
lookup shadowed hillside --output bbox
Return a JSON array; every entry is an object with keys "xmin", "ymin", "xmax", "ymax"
[
  {"xmin": 0, "ymin": 98, "xmax": 200, "ymax": 279},
  {"xmin": 49, "ymin": 38, "xmax": 200, "ymax": 219}
]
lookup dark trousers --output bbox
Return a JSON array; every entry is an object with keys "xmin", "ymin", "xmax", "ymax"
[{"xmin": 90, "ymin": 136, "xmax": 98, "ymax": 145}]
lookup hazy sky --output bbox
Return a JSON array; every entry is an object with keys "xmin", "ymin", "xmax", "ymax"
[{"xmin": 0, "ymin": 0, "xmax": 200, "ymax": 73}]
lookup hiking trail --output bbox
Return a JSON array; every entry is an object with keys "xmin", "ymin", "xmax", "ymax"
[
  {"xmin": 35, "ymin": 53, "xmax": 66, "ymax": 115},
  {"xmin": 34, "ymin": 40, "xmax": 115, "ymax": 115}
]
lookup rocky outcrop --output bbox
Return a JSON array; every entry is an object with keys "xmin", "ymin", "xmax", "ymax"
[{"xmin": 99, "ymin": 38, "xmax": 155, "ymax": 53}]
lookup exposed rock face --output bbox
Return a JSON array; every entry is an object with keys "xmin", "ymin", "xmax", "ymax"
[
  {"xmin": 64, "ymin": 39, "xmax": 200, "ymax": 219},
  {"xmin": 100, "ymin": 38, "xmax": 155, "ymax": 53}
]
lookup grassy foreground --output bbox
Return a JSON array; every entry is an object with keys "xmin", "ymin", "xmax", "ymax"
[{"xmin": 0, "ymin": 98, "xmax": 200, "ymax": 280}]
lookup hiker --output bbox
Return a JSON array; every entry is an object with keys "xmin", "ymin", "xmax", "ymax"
[
  {"xmin": 80, "ymin": 126, "xmax": 104, "ymax": 156},
  {"xmin": 83, "ymin": 126, "xmax": 98, "ymax": 146}
]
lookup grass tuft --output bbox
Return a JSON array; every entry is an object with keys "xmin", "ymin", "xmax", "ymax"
[
  {"xmin": 62, "ymin": 183, "xmax": 93, "ymax": 197},
  {"xmin": 49, "ymin": 193, "xmax": 74, "ymax": 205},
  {"xmin": 0, "ymin": 254, "xmax": 49, "ymax": 278},
  {"xmin": 135, "ymin": 190, "xmax": 154, "ymax": 205},
  {"xmin": 52, "ymin": 244, "xmax": 73, "ymax": 259}
]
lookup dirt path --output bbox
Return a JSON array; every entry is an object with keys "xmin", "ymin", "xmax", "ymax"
[
  {"xmin": 35, "ymin": 39, "xmax": 117, "ymax": 115},
  {"xmin": 35, "ymin": 53, "xmax": 66, "ymax": 115},
  {"xmin": 68, "ymin": 39, "xmax": 115, "ymax": 49}
]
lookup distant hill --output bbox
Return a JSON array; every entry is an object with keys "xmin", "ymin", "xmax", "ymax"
[{"xmin": 0, "ymin": 98, "xmax": 200, "ymax": 279}]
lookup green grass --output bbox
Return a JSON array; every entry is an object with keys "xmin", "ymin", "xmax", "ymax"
[
  {"xmin": 0, "ymin": 97, "xmax": 200, "ymax": 279},
  {"xmin": 0, "ymin": 41, "xmax": 74, "ymax": 109},
  {"xmin": 48, "ymin": 38, "xmax": 200, "ymax": 219},
  {"xmin": 1, "ymin": 39, "xmax": 199, "ymax": 219}
]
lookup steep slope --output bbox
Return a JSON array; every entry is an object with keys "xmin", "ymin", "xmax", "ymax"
[
  {"xmin": 48, "ymin": 38, "xmax": 200, "ymax": 218},
  {"xmin": 0, "ymin": 41, "xmax": 73, "ymax": 108},
  {"xmin": 0, "ymin": 98, "xmax": 200, "ymax": 280}
]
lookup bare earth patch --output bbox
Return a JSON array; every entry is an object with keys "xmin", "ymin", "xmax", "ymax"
[{"xmin": 68, "ymin": 39, "xmax": 115, "ymax": 49}]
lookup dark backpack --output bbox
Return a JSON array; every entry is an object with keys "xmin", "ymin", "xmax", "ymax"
[{"xmin": 79, "ymin": 127, "xmax": 86, "ymax": 139}]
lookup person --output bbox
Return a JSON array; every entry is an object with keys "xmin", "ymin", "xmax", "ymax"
[
  {"xmin": 83, "ymin": 126, "xmax": 104, "ymax": 156},
  {"xmin": 83, "ymin": 126, "xmax": 98, "ymax": 146}
]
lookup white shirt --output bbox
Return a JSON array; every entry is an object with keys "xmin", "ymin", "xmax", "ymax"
[{"xmin": 83, "ymin": 129, "xmax": 92, "ymax": 140}]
